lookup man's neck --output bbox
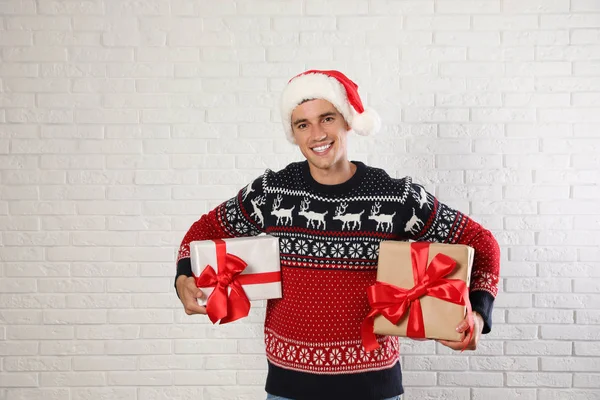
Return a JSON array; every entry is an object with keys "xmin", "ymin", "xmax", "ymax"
[{"xmin": 308, "ymin": 160, "xmax": 357, "ymax": 185}]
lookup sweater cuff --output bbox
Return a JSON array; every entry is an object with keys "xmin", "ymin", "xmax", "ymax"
[
  {"xmin": 469, "ymin": 290, "xmax": 495, "ymax": 334},
  {"xmin": 174, "ymin": 257, "xmax": 193, "ymax": 299}
]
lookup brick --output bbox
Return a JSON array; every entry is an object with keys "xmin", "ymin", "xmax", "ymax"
[
  {"xmin": 41, "ymin": 126, "xmax": 103, "ymax": 139},
  {"xmin": 37, "ymin": 0, "xmax": 104, "ymax": 14},
  {"xmin": 76, "ymin": 325, "xmax": 139, "ymax": 340},
  {"xmin": 436, "ymin": 92, "xmax": 502, "ymax": 107},
  {"xmin": 540, "ymin": 201, "xmax": 596, "ymax": 215},
  {"xmin": 539, "ymin": 389, "xmax": 600, "ymax": 399},
  {"xmin": 506, "ymin": 92, "xmax": 571, "ymax": 107},
  {"xmin": 109, "ymin": 310, "xmax": 173, "ymax": 324},
  {"xmin": 507, "ymin": 372, "xmax": 572, "ymax": 387},
  {"xmin": 0, "ymin": 294, "xmax": 66, "ymax": 309},
  {"xmin": 138, "ymin": 387, "xmax": 204, "ymax": 400},
  {"xmin": 367, "ymin": 31, "xmax": 431, "ymax": 46},
  {"xmin": 473, "ymin": 15, "xmax": 538, "ymax": 30},
  {"xmin": 6, "ymin": 389, "xmax": 70, "ymax": 400},
  {"xmin": 574, "ymin": 278, "xmax": 600, "ymax": 293},
  {"xmin": 544, "ymin": 139, "xmax": 600, "ymax": 154},
  {"xmin": 511, "ymin": 246, "xmax": 577, "ymax": 262},
  {"xmin": 572, "ymin": 155, "xmax": 600, "ymax": 168},
  {"xmin": 505, "ymin": 185, "xmax": 569, "ymax": 200},
  {"xmin": 574, "ymin": 374, "xmax": 600, "ymax": 388},
  {"xmin": 72, "ymin": 78, "xmax": 134, "ymax": 93},
  {"xmin": 40, "ymin": 186, "xmax": 105, "ymax": 200},
  {"xmin": 504, "ymin": 30, "xmax": 569, "ymax": 45},
  {"xmin": 67, "ymin": 293, "xmax": 131, "ymax": 309},
  {"xmin": 406, "ymin": 15, "xmax": 469, "ymax": 30},
  {"xmin": 0, "ymin": 63, "xmax": 38, "ymax": 77},
  {"xmin": 272, "ymin": 16, "xmax": 335, "ymax": 31},
  {"xmin": 575, "ymin": 215, "xmax": 600, "ymax": 230},
  {"xmin": 76, "ymin": 201, "xmax": 141, "ymax": 215},
  {"xmin": 506, "ymin": 341, "xmax": 572, "ymax": 356},
  {"xmin": 9, "ymin": 201, "xmax": 74, "ymax": 215},
  {"xmin": 0, "ymin": 310, "xmax": 42, "ymax": 325},
  {"xmin": 402, "ymin": 46, "xmax": 466, "ymax": 61},
  {"xmin": 505, "ymin": 216, "xmax": 572, "ymax": 230},
  {"xmin": 542, "ymin": 326, "xmax": 600, "ymax": 340},
  {"xmin": 75, "ymin": 109, "xmax": 138, "ymax": 124},
  {"xmin": 403, "ymin": 388, "xmax": 469, "ymax": 399},
  {"xmin": 537, "ymin": 45, "xmax": 600, "ymax": 61},
  {"xmin": 507, "ymin": 309, "xmax": 574, "ymax": 323},
  {"xmin": 575, "ymin": 342, "xmax": 600, "ymax": 356},
  {"xmin": 0, "ymin": 94, "xmax": 35, "ymax": 108},
  {"xmin": 571, "ymin": 29, "xmax": 600, "ymax": 44},
  {"xmin": 107, "ymin": 216, "xmax": 170, "ymax": 231},
  {"xmin": 73, "ymin": 356, "xmax": 137, "ymax": 372},
  {"xmin": 471, "ymin": 356, "xmax": 538, "ymax": 371},
  {"xmin": 499, "ymin": 262, "xmax": 537, "ymax": 277},
  {"xmin": 174, "ymin": 340, "xmax": 237, "ymax": 355},
  {"xmin": 504, "ymin": 0, "xmax": 569, "ymax": 12},
  {"xmin": 106, "ymin": 340, "xmax": 171, "ymax": 355},
  {"xmin": 137, "ymin": 48, "xmax": 200, "ymax": 62},
  {"xmin": 3, "ymin": 357, "xmax": 71, "ymax": 373},
  {"xmin": 175, "ymin": 370, "xmax": 236, "ymax": 386},
  {"xmin": 108, "ymin": 371, "xmax": 171, "ymax": 386},
  {"xmin": 38, "ymin": 277, "xmax": 105, "ymax": 292},
  {"xmin": 0, "ymin": 0, "xmax": 36, "ymax": 13},
  {"xmin": 40, "ymin": 340, "xmax": 105, "ymax": 355},
  {"xmin": 2, "ymin": 232, "xmax": 69, "ymax": 246},
  {"xmin": 106, "ymin": 277, "xmax": 170, "ymax": 293},
  {"xmin": 473, "ymin": 388, "xmax": 536, "ymax": 400},
  {"xmin": 436, "ymin": 32, "xmax": 500, "ymax": 46},
  {"xmin": 42, "ymin": 216, "xmax": 105, "ymax": 231},
  {"xmin": 7, "ymin": 109, "xmax": 72, "ymax": 124},
  {"xmin": 505, "ymin": 123, "xmax": 573, "ymax": 139},
  {"xmin": 542, "ymin": 357, "xmax": 600, "ymax": 371},
  {"xmin": 541, "ymin": 109, "xmax": 600, "ymax": 123},
  {"xmin": 139, "ymin": 355, "xmax": 205, "ymax": 371},
  {"xmin": 572, "ymin": 92, "xmax": 600, "ymax": 105},
  {"xmin": 438, "ymin": 372, "xmax": 503, "ymax": 387},
  {"xmin": 0, "ymin": 155, "xmax": 38, "ymax": 170},
  {"xmin": 536, "ymin": 294, "xmax": 600, "ymax": 309},
  {"xmin": 470, "ymin": 47, "xmax": 535, "ymax": 62},
  {"xmin": 205, "ymin": 355, "xmax": 266, "ymax": 370},
  {"xmin": 535, "ymin": 170, "xmax": 598, "ymax": 185},
  {"xmin": 0, "ymin": 342, "xmax": 38, "ymax": 356}
]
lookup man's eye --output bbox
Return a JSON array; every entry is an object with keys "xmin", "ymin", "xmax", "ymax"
[
  {"xmin": 323, "ymin": 117, "xmax": 334, "ymax": 123},
  {"xmin": 298, "ymin": 124, "xmax": 307, "ymax": 129}
]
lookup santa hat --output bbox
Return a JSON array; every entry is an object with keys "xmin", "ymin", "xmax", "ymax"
[{"xmin": 280, "ymin": 70, "xmax": 381, "ymax": 144}]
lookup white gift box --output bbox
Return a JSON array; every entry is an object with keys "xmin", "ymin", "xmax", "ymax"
[{"xmin": 190, "ymin": 235, "xmax": 282, "ymax": 306}]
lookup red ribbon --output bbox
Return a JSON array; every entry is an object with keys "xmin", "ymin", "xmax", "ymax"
[
  {"xmin": 195, "ymin": 239, "xmax": 281, "ymax": 324},
  {"xmin": 361, "ymin": 242, "xmax": 473, "ymax": 352}
]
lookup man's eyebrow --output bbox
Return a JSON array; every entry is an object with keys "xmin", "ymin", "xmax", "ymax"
[{"xmin": 292, "ymin": 112, "xmax": 337, "ymax": 126}]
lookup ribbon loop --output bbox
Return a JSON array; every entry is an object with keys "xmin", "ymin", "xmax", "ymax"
[
  {"xmin": 195, "ymin": 239, "xmax": 251, "ymax": 325},
  {"xmin": 362, "ymin": 242, "xmax": 474, "ymax": 352}
]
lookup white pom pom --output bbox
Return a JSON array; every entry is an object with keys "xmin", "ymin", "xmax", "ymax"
[{"xmin": 351, "ymin": 108, "xmax": 381, "ymax": 136}]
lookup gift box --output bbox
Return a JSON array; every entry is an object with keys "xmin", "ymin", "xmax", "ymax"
[
  {"xmin": 362, "ymin": 241, "xmax": 474, "ymax": 351},
  {"xmin": 190, "ymin": 235, "xmax": 282, "ymax": 324}
]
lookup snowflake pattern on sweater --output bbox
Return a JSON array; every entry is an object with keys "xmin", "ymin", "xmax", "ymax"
[{"xmin": 177, "ymin": 161, "xmax": 500, "ymax": 376}]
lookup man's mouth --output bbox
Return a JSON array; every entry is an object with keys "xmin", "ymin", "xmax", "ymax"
[{"xmin": 311, "ymin": 143, "xmax": 332, "ymax": 154}]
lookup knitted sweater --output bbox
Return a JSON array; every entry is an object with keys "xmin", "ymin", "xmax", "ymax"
[{"xmin": 176, "ymin": 161, "xmax": 500, "ymax": 400}]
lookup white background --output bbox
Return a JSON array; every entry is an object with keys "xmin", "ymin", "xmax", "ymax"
[{"xmin": 1, "ymin": 1, "xmax": 599, "ymax": 399}]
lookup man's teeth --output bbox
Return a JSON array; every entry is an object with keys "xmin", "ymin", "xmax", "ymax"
[{"xmin": 312, "ymin": 144, "xmax": 331, "ymax": 152}]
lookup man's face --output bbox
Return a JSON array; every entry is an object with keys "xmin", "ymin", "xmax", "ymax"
[{"xmin": 291, "ymin": 99, "xmax": 350, "ymax": 174}]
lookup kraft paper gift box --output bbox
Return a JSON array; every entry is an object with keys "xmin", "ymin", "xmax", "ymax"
[
  {"xmin": 190, "ymin": 235, "xmax": 282, "ymax": 324},
  {"xmin": 363, "ymin": 241, "xmax": 474, "ymax": 349}
]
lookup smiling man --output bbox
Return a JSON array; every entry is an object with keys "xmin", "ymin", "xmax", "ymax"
[{"xmin": 175, "ymin": 70, "xmax": 500, "ymax": 400}]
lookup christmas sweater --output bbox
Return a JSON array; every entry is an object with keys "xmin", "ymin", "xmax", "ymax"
[{"xmin": 176, "ymin": 161, "xmax": 500, "ymax": 400}]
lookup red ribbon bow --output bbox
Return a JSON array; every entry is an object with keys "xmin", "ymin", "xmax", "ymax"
[
  {"xmin": 361, "ymin": 242, "xmax": 473, "ymax": 352},
  {"xmin": 194, "ymin": 239, "xmax": 281, "ymax": 325}
]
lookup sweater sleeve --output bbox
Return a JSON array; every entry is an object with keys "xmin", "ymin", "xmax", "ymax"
[
  {"xmin": 174, "ymin": 174, "xmax": 268, "ymax": 295},
  {"xmin": 406, "ymin": 182, "xmax": 500, "ymax": 334}
]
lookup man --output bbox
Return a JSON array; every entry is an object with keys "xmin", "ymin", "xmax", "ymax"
[{"xmin": 175, "ymin": 70, "xmax": 500, "ymax": 400}]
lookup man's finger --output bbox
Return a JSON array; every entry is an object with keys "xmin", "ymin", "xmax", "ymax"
[
  {"xmin": 455, "ymin": 319, "xmax": 470, "ymax": 333},
  {"xmin": 184, "ymin": 300, "xmax": 207, "ymax": 315}
]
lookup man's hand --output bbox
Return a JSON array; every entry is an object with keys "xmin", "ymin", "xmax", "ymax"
[
  {"xmin": 437, "ymin": 311, "xmax": 484, "ymax": 351},
  {"xmin": 176, "ymin": 275, "xmax": 208, "ymax": 315}
]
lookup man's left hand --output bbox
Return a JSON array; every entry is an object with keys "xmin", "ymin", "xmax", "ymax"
[{"xmin": 437, "ymin": 311, "xmax": 484, "ymax": 351}]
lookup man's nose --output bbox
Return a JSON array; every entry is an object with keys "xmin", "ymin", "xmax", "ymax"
[{"xmin": 309, "ymin": 124, "xmax": 326, "ymax": 141}]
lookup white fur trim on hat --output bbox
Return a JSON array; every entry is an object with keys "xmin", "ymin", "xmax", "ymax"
[{"xmin": 280, "ymin": 72, "xmax": 380, "ymax": 144}]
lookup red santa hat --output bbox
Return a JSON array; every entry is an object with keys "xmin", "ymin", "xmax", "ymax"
[{"xmin": 280, "ymin": 70, "xmax": 381, "ymax": 144}]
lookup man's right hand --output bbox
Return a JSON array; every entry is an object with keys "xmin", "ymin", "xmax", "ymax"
[{"xmin": 176, "ymin": 276, "xmax": 208, "ymax": 315}]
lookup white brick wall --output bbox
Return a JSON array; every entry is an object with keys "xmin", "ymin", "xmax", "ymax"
[{"xmin": 0, "ymin": 1, "xmax": 599, "ymax": 399}]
